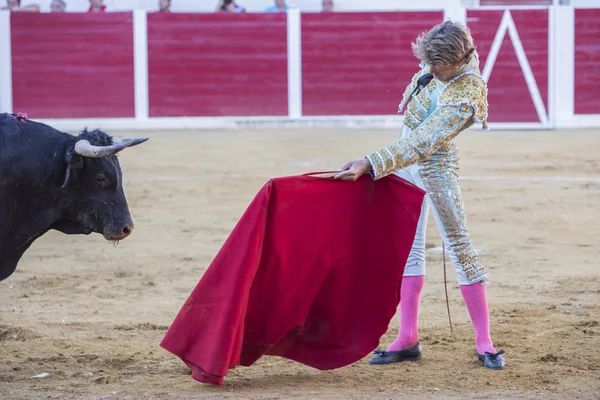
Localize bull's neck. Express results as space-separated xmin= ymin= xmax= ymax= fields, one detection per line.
xmin=0 ymin=172 xmax=64 ymax=281
xmin=1 ymin=204 xmax=61 ymax=255
xmin=0 ymin=117 xmax=73 ymax=281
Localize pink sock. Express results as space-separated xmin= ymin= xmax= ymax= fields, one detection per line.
xmin=460 ymin=282 xmax=497 ymax=355
xmin=387 ymin=275 xmax=424 ymax=351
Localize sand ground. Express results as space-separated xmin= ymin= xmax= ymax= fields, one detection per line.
xmin=1 ymin=126 xmax=599 ymax=400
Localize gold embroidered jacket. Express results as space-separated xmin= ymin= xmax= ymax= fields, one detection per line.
xmin=366 ymin=62 xmax=489 ymax=180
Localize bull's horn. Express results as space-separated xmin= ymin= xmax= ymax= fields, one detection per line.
xmin=74 ymin=139 xmax=134 ymax=158
xmin=113 ymin=137 xmax=149 ymax=148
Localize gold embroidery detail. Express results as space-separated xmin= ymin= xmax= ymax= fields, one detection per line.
xmin=420 ymin=87 xmax=433 ymax=111
xmin=418 ymin=164 xmax=489 ymax=285
xmin=404 ymin=101 xmax=425 ymax=130
xmin=402 ymin=78 xmax=437 ymax=130
xmin=404 ymin=112 xmax=419 ymax=130
xmin=366 ymin=105 xmax=474 ymax=180
xmin=438 ymin=72 xmax=489 ymax=130
xmin=397 ymin=65 xmax=431 ymax=114
xmin=412 ymin=107 xmax=424 ymax=124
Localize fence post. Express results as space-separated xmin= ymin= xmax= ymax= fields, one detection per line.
xmin=552 ymin=5 xmax=574 ymax=129
xmin=444 ymin=5 xmax=467 ymax=25
xmin=133 ymin=9 xmax=149 ymax=122
xmin=0 ymin=11 xmax=12 ymax=114
xmin=287 ymin=8 xmax=302 ymax=119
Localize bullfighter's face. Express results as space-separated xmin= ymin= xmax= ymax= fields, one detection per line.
xmin=429 ymin=61 xmax=465 ymax=82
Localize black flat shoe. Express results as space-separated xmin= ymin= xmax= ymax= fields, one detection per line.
xmin=368 ymin=342 xmax=422 ymax=365
xmin=478 ymin=350 xmax=506 ymax=369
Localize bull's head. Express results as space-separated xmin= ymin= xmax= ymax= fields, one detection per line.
xmin=54 ymin=129 xmax=148 ymax=242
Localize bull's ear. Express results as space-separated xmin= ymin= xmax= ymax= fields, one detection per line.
xmin=61 ymin=150 xmax=84 ymax=189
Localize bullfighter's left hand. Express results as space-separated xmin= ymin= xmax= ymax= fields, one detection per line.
xmin=333 ymin=159 xmax=372 ymax=181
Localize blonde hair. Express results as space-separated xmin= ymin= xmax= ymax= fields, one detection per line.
xmin=412 ymin=20 xmax=475 ymax=67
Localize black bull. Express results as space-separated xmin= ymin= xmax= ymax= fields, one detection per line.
xmin=0 ymin=113 xmax=148 ymax=282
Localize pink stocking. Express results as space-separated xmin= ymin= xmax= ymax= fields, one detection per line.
xmin=387 ymin=275 xmax=425 ymax=351
xmin=460 ymin=282 xmax=497 ymax=355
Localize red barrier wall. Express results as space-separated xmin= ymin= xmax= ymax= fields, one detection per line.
xmin=7 ymin=11 xmax=562 ymax=123
xmin=10 ymin=13 xmax=135 ymax=119
xmin=147 ymin=13 xmax=288 ymax=118
xmin=467 ymin=9 xmax=548 ymax=123
xmin=301 ymin=12 xmax=444 ymax=116
xmin=574 ymin=8 xmax=600 ymax=115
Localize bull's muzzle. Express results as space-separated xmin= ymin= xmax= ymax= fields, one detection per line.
xmin=103 ymin=223 xmax=134 ymax=241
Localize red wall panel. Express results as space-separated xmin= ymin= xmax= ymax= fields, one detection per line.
xmin=147 ymin=13 xmax=288 ymax=117
xmin=301 ymin=12 xmax=444 ymax=116
xmin=467 ymin=9 xmax=548 ymax=123
xmin=10 ymin=13 xmax=135 ymax=119
xmin=510 ymin=9 xmax=549 ymax=113
xmin=574 ymin=8 xmax=600 ymax=115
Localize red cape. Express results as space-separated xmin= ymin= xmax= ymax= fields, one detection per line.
xmin=159 ymin=172 xmax=426 ymax=385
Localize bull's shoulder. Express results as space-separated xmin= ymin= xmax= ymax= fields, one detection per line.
xmin=0 ymin=113 xmax=71 ymax=142
xmin=0 ymin=114 xmax=73 ymax=176
xmin=0 ymin=113 xmax=21 ymax=137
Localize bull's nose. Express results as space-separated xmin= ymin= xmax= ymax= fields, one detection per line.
xmin=121 ymin=225 xmax=133 ymax=238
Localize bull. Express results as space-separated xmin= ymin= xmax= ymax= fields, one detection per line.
xmin=0 ymin=112 xmax=148 ymax=281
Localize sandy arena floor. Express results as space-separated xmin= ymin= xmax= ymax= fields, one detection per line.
xmin=1 ymin=126 xmax=599 ymax=400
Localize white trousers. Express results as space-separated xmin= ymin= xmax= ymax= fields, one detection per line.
xmin=396 ymin=165 xmax=487 ymax=285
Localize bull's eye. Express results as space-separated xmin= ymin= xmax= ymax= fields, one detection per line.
xmin=95 ymin=174 xmax=107 ymax=184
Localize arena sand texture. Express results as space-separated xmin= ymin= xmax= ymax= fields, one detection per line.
xmin=1 ymin=126 xmax=599 ymax=400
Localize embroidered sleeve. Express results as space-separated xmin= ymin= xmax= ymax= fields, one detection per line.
xmin=365 ymin=72 xmax=489 ymax=180
xmin=438 ymin=72 xmax=489 ymax=130
xmin=365 ymin=103 xmax=475 ymax=180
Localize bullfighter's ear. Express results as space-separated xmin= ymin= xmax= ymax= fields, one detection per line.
xmin=61 ymin=149 xmax=84 ymax=189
